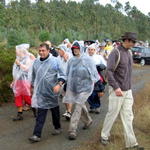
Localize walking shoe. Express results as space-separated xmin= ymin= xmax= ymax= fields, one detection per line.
xmin=68 ymin=132 xmax=77 ymax=140
xmin=125 ymin=145 xmax=144 ymax=150
xmin=12 ymin=114 xmax=23 ymax=121
xmin=51 ymin=128 xmax=62 ymax=135
xmin=82 ymin=120 xmax=93 ymax=130
xmin=95 ymin=108 xmax=100 ymax=114
xmin=28 ymin=135 xmax=41 ymax=143
xmin=89 ymin=108 xmax=95 ymax=113
xmin=100 ymin=138 xmax=110 ymax=145
xmin=62 ymin=111 xmax=71 ymax=121
xmin=62 ymin=111 xmax=68 ymax=117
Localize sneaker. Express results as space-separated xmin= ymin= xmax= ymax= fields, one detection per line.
xmin=12 ymin=115 xmax=23 ymax=121
xmin=95 ymin=108 xmax=100 ymax=114
xmin=28 ymin=135 xmax=41 ymax=143
xmin=51 ymin=128 xmax=62 ymax=135
xmin=82 ymin=120 xmax=93 ymax=130
xmin=100 ymin=138 xmax=110 ymax=145
xmin=62 ymin=111 xmax=68 ymax=117
xmin=62 ymin=112 xmax=71 ymax=121
xmin=125 ymin=145 xmax=144 ymax=150
xmin=68 ymin=132 xmax=77 ymax=140
xmin=89 ymin=108 xmax=95 ymax=113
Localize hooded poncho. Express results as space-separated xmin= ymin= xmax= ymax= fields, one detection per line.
xmin=63 ymin=42 xmax=99 ymax=104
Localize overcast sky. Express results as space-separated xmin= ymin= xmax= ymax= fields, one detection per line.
xmin=6 ymin=0 xmax=150 ymax=15
xmin=68 ymin=0 xmax=150 ymax=15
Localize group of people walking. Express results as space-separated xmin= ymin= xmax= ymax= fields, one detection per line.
xmin=10 ymin=32 xmax=144 ymax=150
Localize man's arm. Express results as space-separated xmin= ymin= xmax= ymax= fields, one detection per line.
xmin=53 ymin=59 xmax=66 ymax=93
xmin=107 ymin=50 xmax=123 ymax=96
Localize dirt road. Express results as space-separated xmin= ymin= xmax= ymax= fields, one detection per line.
xmin=0 ymin=66 xmax=150 ymax=150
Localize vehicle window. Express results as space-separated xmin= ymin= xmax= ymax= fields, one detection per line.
xmin=146 ymin=48 xmax=150 ymax=53
xmin=131 ymin=47 xmax=142 ymax=52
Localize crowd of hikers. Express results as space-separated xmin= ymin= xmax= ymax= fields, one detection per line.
xmin=10 ymin=32 xmax=144 ymax=150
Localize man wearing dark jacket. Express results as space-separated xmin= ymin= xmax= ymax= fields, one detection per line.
xmin=100 ymin=32 xmax=144 ymax=150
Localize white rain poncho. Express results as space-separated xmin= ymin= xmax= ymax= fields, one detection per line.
xmin=57 ymin=44 xmax=72 ymax=73
xmin=12 ymin=44 xmax=33 ymax=97
xmin=87 ymin=44 xmax=107 ymax=66
xmin=31 ymin=54 xmax=66 ymax=109
xmin=63 ymin=42 xmax=99 ymax=105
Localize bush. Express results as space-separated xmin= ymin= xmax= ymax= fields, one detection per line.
xmin=0 ymin=49 xmax=15 ymax=103
xmin=7 ymin=29 xmax=31 ymax=47
xmin=39 ymin=30 xmax=50 ymax=42
xmin=7 ymin=30 xmax=19 ymax=47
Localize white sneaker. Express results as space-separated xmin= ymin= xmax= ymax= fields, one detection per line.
xmin=62 ymin=111 xmax=68 ymax=117
xmin=62 ymin=111 xmax=71 ymax=120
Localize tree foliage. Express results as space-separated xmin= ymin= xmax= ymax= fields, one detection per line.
xmin=0 ymin=0 xmax=149 ymax=46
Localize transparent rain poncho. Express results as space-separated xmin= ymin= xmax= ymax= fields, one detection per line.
xmin=31 ymin=54 xmax=66 ymax=109
xmin=57 ymin=44 xmax=72 ymax=74
xmin=12 ymin=44 xmax=33 ymax=97
xmin=87 ymin=44 xmax=107 ymax=66
xmin=63 ymin=41 xmax=100 ymax=105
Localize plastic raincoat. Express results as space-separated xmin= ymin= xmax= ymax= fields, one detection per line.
xmin=31 ymin=54 xmax=66 ymax=109
xmin=12 ymin=45 xmax=33 ymax=97
xmin=63 ymin=42 xmax=99 ymax=105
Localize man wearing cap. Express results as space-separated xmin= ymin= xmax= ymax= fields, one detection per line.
xmin=100 ymin=32 xmax=144 ymax=150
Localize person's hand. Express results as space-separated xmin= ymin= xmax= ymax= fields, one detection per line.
xmin=98 ymin=92 xmax=104 ymax=97
xmin=31 ymin=86 xmax=34 ymax=96
xmin=15 ymin=59 xmax=20 ymax=65
xmin=53 ymin=84 xmax=61 ymax=94
xmin=10 ymin=82 xmax=14 ymax=88
xmin=115 ymin=88 xmax=123 ymax=96
xmin=63 ymin=54 xmax=69 ymax=62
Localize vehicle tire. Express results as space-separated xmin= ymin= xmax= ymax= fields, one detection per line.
xmin=140 ymin=59 xmax=145 ymax=66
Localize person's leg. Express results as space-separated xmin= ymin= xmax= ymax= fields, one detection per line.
xmin=62 ymin=103 xmax=73 ymax=120
xmin=69 ymin=103 xmax=82 ymax=133
xmin=13 ymin=95 xmax=23 ymax=121
xmin=33 ymin=108 xmax=48 ymax=137
xmin=87 ymin=91 xmax=97 ymax=109
xmin=50 ymin=106 xmax=61 ymax=129
xmin=120 ymin=90 xmax=138 ymax=148
xmin=66 ymin=103 xmax=73 ymax=113
xmin=101 ymin=87 xmax=124 ymax=141
xmin=23 ymin=95 xmax=31 ymax=111
xmin=88 ymin=91 xmax=100 ymax=113
xmin=81 ymin=104 xmax=93 ymax=129
xmin=94 ymin=91 xmax=101 ymax=113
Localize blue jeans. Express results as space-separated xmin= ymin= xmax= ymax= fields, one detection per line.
xmin=87 ymin=91 xmax=101 ymax=109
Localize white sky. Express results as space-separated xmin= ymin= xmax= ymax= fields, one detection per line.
xmin=6 ymin=0 xmax=150 ymax=15
xmin=67 ymin=0 xmax=150 ymax=15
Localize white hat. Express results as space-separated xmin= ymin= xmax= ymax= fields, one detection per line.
xmin=16 ymin=43 xmax=30 ymax=51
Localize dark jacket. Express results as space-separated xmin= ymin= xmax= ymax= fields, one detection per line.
xmin=107 ymin=45 xmax=133 ymax=91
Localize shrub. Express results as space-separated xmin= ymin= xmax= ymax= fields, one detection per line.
xmin=0 ymin=49 xmax=15 ymax=103
xmin=39 ymin=30 xmax=50 ymax=42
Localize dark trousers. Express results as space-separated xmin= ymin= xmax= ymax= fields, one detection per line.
xmin=33 ymin=106 xmax=61 ymax=137
xmin=87 ymin=91 xmax=101 ymax=109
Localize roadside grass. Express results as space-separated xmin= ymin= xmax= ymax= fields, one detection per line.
xmin=77 ymin=83 xmax=150 ymax=150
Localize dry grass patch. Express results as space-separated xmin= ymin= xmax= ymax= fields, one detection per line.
xmin=77 ymin=83 xmax=150 ymax=150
